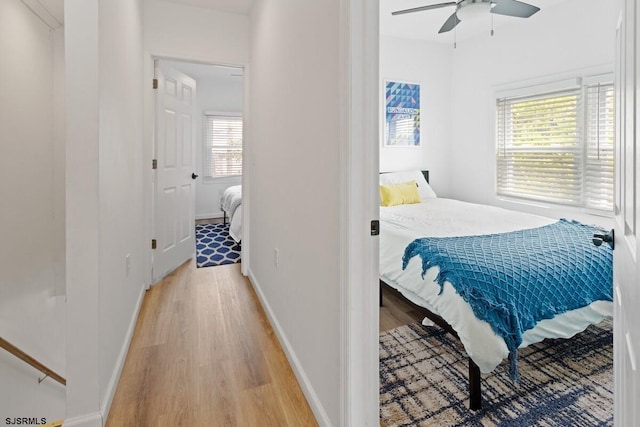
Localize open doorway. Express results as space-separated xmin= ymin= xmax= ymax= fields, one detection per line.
xmin=151 ymin=59 xmax=244 ymax=282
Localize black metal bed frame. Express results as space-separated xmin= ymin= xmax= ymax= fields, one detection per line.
xmin=380 ymin=281 xmax=483 ymax=410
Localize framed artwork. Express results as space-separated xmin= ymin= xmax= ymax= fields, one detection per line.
xmin=384 ymin=80 xmax=421 ymax=147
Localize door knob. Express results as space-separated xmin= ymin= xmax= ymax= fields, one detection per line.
xmin=191 ymin=173 xmax=198 ymax=180
xmin=592 ymin=229 xmax=614 ymax=250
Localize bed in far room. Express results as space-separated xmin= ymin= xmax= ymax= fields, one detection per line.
xmin=378 ymin=170 xmax=613 ymax=410
xmin=220 ymin=185 xmax=242 ymax=243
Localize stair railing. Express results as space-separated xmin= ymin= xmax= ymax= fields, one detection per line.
xmin=0 ymin=337 xmax=66 ymax=386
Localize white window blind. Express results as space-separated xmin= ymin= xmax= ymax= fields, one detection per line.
xmin=584 ymin=83 xmax=615 ymax=211
xmin=204 ymin=115 xmax=242 ymax=178
xmin=496 ymin=79 xmax=614 ymax=211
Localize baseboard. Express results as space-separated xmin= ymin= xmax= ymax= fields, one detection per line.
xmin=63 ymin=412 xmax=102 ymax=427
xmin=195 ymin=212 xmax=223 ymax=220
xmin=247 ymin=269 xmax=331 ymax=426
xmin=100 ymin=283 xmax=147 ymax=424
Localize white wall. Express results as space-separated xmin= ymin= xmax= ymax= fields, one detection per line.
xmin=65 ymin=0 xmax=101 ymax=422
xmin=380 ymin=36 xmax=452 ymax=197
xmin=163 ymin=60 xmax=244 ymax=219
xmin=53 ymin=26 xmax=67 ymax=297
xmin=0 ymin=0 xmax=66 ymax=421
xmin=143 ymin=0 xmax=249 ymax=66
xmin=97 ymin=0 xmax=146 ymax=417
xmin=65 ymin=0 xmax=146 ymax=425
xmin=249 ymin=0 xmax=341 ymax=424
xmin=449 ymin=0 xmax=617 ymax=226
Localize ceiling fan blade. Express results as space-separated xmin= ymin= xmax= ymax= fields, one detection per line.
xmin=392 ymin=2 xmax=457 ymax=16
xmin=490 ymin=0 xmax=540 ymax=18
xmin=438 ymin=12 xmax=461 ymax=33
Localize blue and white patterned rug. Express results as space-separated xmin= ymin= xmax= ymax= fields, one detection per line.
xmin=380 ymin=320 xmax=613 ymax=426
xmin=195 ymin=223 xmax=241 ymax=268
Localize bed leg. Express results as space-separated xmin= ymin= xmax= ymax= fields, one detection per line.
xmin=223 ymin=211 xmax=227 ymax=225
xmin=379 ymin=281 xmax=383 ymax=307
xmin=469 ymin=358 xmax=482 ymax=411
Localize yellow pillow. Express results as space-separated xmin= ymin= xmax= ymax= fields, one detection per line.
xmin=380 ymin=180 xmax=421 ymax=207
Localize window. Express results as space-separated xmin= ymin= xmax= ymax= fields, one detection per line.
xmin=203 ymin=114 xmax=242 ymax=178
xmin=496 ymin=77 xmax=614 ymax=212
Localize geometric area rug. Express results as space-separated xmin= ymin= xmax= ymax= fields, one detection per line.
xmin=195 ymin=223 xmax=241 ymax=268
xmin=380 ymin=320 xmax=613 ymax=427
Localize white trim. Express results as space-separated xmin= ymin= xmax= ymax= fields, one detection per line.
xmin=247 ymin=269 xmax=331 ymax=426
xmin=143 ymin=52 xmax=155 ymax=289
xmin=583 ymin=73 xmax=615 ymax=85
xmin=240 ymin=64 xmax=250 ymax=277
xmin=495 ymin=77 xmax=581 ymax=99
xmin=203 ymin=110 xmax=242 ymax=117
xmin=495 ymin=71 xmax=615 ymax=100
xmin=339 ymin=0 xmax=380 ymax=425
xmin=63 ymin=412 xmax=102 ymax=427
xmin=195 ymin=212 xmax=224 ymax=220
xmin=100 ymin=284 xmax=146 ymax=424
xmin=493 ymin=64 xmax=614 ymax=96
xmin=202 ymin=176 xmax=242 ymax=185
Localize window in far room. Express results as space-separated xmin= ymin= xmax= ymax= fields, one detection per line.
xmin=496 ymin=75 xmax=614 ymax=212
xmin=203 ymin=113 xmax=243 ymax=179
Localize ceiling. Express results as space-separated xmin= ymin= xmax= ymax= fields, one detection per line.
xmin=380 ymin=0 xmax=572 ymax=43
xmin=32 ymin=0 xmax=571 ymax=43
xmin=38 ymin=0 xmax=64 ymax=23
xmin=21 ymin=0 xmax=64 ymax=27
xmin=162 ymin=0 xmax=255 ymax=15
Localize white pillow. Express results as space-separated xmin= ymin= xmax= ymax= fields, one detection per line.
xmin=379 ymin=170 xmax=437 ymax=201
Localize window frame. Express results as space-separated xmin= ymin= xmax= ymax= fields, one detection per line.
xmin=202 ymin=111 xmax=243 ymax=182
xmin=494 ymin=73 xmax=614 ymax=215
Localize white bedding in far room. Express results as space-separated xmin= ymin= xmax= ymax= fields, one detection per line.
xmin=221 ymin=185 xmax=242 ymax=243
xmin=229 ymin=204 xmax=241 ymax=243
xmin=380 ymin=198 xmax=613 ymax=374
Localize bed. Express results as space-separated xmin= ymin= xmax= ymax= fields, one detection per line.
xmin=220 ymin=185 xmax=242 ymax=243
xmin=378 ymin=170 xmax=613 ymax=410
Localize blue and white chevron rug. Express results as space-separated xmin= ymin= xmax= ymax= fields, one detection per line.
xmin=380 ymin=320 xmax=612 ymax=426
xmin=195 ymin=223 xmax=241 ymax=268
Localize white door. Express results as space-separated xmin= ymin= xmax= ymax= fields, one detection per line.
xmin=152 ymin=62 xmax=197 ymax=282
xmin=613 ymin=2 xmax=639 ymax=425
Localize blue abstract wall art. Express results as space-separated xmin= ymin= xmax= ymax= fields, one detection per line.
xmin=385 ymin=80 xmax=421 ymax=147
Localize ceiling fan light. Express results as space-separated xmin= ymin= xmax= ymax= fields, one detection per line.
xmin=456 ymin=1 xmax=492 ymax=21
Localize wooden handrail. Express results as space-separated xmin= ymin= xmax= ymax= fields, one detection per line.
xmin=43 ymin=421 xmax=63 ymax=427
xmin=0 ymin=337 xmax=66 ymax=386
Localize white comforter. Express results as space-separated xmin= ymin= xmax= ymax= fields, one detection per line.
xmin=380 ymin=198 xmax=612 ymax=374
xmin=221 ymin=185 xmax=242 ymax=242
xmin=221 ymin=185 xmax=242 ymax=219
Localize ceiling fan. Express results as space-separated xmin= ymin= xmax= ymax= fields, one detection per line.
xmin=392 ymin=0 xmax=540 ymax=34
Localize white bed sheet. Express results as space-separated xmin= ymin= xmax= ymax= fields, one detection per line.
xmin=229 ymin=204 xmax=241 ymax=243
xmin=380 ymin=198 xmax=613 ymax=373
xmin=221 ymin=185 xmax=242 ymax=219
xmin=221 ymin=185 xmax=242 ymax=243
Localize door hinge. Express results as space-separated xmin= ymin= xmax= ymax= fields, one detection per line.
xmin=370 ymin=220 xmax=380 ymax=236
xmin=152 ymin=159 xmax=157 ymax=169
xmin=151 ymin=239 xmax=157 ymax=250
xmin=153 ymin=78 xmax=158 ymax=89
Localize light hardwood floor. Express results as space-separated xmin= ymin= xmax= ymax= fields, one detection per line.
xmin=105 ymin=260 xmax=317 ymax=427
xmin=379 ymin=282 xmax=429 ymax=333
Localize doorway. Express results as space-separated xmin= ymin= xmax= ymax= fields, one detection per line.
xmin=151 ymin=59 xmax=245 ymax=282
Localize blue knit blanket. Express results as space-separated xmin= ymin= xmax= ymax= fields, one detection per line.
xmin=402 ymin=219 xmax=613 ymax=382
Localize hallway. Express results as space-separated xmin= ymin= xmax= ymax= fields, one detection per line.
xmin=106 ymin=261 xmax=316 ymax=426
